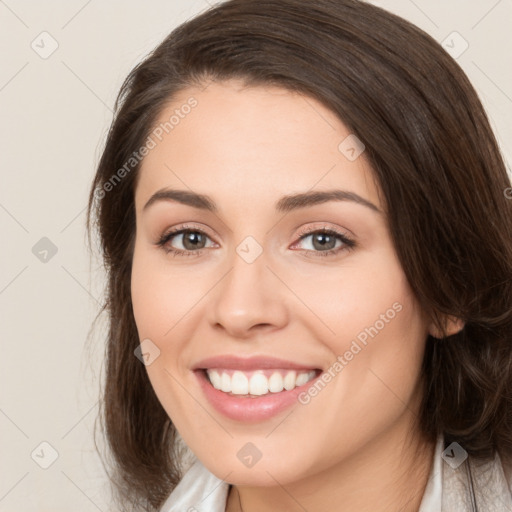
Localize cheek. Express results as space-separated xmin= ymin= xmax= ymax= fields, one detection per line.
xmin=131 ymin=274 xmax=169 ymax=341
xmin=287 ymin=246 xmax=415 ymax=344
xmin=130 ymin=256 xmax=185 ymax=428
xmin=290 ymin=247 xmax=428 ymax=417
xmin=304 ymin=269 xmax=427 ymax=438
xmin=130 ymin=243 xmax=199 ymax=338
xmin=130 ymin=242 xmax=204 ymax=416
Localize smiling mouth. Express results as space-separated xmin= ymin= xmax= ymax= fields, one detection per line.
xmin=203 ymin=368 xmax=322 ymax=397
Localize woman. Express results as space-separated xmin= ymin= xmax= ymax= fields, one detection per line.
xmin=87 ymin=0 xmax=512 ymax=510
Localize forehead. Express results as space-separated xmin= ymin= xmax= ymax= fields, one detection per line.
xmin=135 ymin=79 xmax=381 ymax=213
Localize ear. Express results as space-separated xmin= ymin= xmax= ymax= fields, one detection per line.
xmin=428 ymin=315 xmax=465 ymax=339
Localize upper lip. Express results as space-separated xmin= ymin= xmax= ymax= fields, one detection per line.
xmin=192 ymin=355 xmax=321 ymax=371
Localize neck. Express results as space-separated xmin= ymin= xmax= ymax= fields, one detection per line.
xmin=226 ymin=414 xmax=435 ymax=512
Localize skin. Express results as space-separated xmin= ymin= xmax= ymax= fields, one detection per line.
xmin=131 ymin=79 xmax=459 ymax=511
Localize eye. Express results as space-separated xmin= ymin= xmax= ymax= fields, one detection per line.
xmin=156 ymin=225 xmax=216 ymax=257
xmin=155 ymin=224 xmax=356 ymax=258
xmin=291 ymin=226 xmax=356 ymax=257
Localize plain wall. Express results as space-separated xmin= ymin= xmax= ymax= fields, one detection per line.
xmin=1 ymin=0 xmax=511 ymax=510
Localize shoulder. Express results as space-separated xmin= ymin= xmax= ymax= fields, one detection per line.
xmin=498 ymin=453 xmax=512 ymax=499
xmin=420 ymin=436 xmax=512 ymax=511
xmin=442 ymin=442 xmax=512 ymax=511
xmin=159 ymin=458 xmax=230 ymax=512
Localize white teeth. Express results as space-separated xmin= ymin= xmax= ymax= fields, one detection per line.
xmin=295 ymin=372 xmax=310 ymax=387
xmin=209 ymin=370 xmax=222 ymax=390
xmin=206 ymin=369 xmax=317 ymax=396
xmin=221 ymin=372 xmax=231 ymax=392
xmin=283 ymin=371 xmax=296 ymax=391
xmin=268 ymin=372 xmax=284 ymax=393
xmin=231 ymin=371 xmax=249 ymax=395
xmin=249 ymin=373 xmax=268 ymax=396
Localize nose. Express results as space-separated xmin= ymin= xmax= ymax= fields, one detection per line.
xmin=207 ymin=246 xmax=290 ymax=339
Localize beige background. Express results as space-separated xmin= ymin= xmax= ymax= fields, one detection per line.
xmin=1 ymin=0 xmax=511 ymax=510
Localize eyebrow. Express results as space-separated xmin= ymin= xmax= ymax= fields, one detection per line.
xmin=143 ymin=188 xmax=381 ymax=214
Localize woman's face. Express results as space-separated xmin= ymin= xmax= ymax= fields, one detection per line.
xmin=131 ymin=79 xmax=431 ymax=485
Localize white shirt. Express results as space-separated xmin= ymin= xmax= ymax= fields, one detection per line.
xmin=160 ymin=435 xmax=512 ymax=511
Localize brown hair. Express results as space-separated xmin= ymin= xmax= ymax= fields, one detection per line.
xmin=87 ymin=0 xmax=512 ymax=509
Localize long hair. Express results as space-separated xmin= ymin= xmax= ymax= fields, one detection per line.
xmin=87 ymin=0 xmax=512 ymax=509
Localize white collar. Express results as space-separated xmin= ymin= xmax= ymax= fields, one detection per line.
xmin=417 ymin=435 xmax=443 ymax=512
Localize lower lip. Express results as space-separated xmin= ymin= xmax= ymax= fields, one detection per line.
xmin=194 ymin=369 xmax=321 ymax=422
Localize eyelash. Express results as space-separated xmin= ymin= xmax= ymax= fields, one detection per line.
xmin=155 ymin=224 xmax=356 ymax=258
